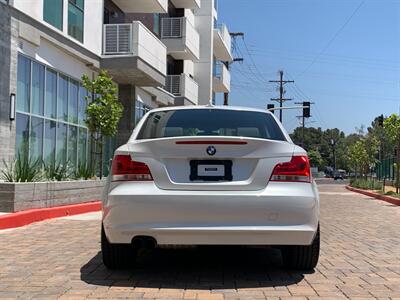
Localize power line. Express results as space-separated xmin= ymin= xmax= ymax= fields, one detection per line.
xmin=233 ymin=42 xmax=268 ymax=85
xmin=297 ymin=0 xmax=366 ymax=77
xmin=241 ymin=37 xmax=270 ymax=83
xmin=246 ymin=47 xmax=400 ymax=66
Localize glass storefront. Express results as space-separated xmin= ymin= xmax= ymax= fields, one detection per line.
xmin=135 ymin=100 xmax=152 ymax=125
xmin=15 ymin=54 xmax=89 ymax=170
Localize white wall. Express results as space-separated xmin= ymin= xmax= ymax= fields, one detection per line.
xmin=136 ymin=87 xmax=157 ymax=108
xmin=13 ymin=0 xmax=43 ymax=20
xmin=193 ymin=0 xmax=214 ymax=104
xmin=83 ymin=0 xmax=104 ymax=55
xmin=13 ymin=0 xmax=103 ymax=56
xmin=185 ymin=9 xmax=195 ymax=25
xmin=184 ymin=60 xmax=194 ymax=77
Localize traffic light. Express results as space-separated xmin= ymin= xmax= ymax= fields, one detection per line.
xmin=378 ymin=114 xmax=384 ymax=126
xmin=267 ymin=104 xmax=275 ymax=112
xmin=303 ymin=101 xmax=310 ymax=118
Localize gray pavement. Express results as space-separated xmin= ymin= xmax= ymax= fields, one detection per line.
xmin=0 ymin=181 xmax=399 ymax=299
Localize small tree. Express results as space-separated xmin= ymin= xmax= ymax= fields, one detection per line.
xmin=82 ymin=70 xmax=123 ymax=178
xmin=308 ymin=149 xmax=323 ymax=170
xmin=348 ymin=140 xmax=368 ymax=179
xmin=383 ymin=114 xmax=400 ymax=193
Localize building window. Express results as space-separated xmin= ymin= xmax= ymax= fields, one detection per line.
xmin=16 ymin=55 xmax=30 ymax=113
xmin=31 ymin=62 xmax=45 ymax=116
xmin=43 ymin=0 xmax=63 ymax=30
xmin=15 ymin=54 xmax=89 ymax=170
xmin=135 ymin=101 xmax=152 ymax=125
xmin=45 ymin=69 xmax=57 ymax=119
xmin=68 ymin=0 xmax=84 ymax=42
xmin=153 ymin=14 xmax=160 ymax=36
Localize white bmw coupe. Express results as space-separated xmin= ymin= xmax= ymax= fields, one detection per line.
xmin=101 ymin=106 xmax=320 ymax=270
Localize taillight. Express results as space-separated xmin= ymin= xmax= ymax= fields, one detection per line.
xmin=270 ymin=155 xmax=311 ymax=183
xmin=111 ymin=155 xmax=153 ymax=182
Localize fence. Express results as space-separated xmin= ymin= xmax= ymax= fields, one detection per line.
xmin=376 ymin=157 xmax=395 ymax=180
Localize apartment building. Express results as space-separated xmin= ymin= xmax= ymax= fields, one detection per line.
xmin=0 ymin=0 xmax=232 ymax=172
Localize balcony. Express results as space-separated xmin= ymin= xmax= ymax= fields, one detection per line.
xmin=170 ymin=0 xmax=200 ymax=9
xmin=213 ymin=63 xmax=231 ymax=93
xmin=161 ymin=17 xmax=200 ymax=61
xmin=113 ymin=0 xmax=168 ymax=13
xmin=165 ymin=74 xmax=199 ymax=105
xmin=213 ymin=24 xmax=233 ymax=62
xmin=101 ymin=22 xmax=167 ymax=86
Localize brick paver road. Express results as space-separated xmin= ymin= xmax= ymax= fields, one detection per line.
xmin=0 ymin=182 xmax=399 ymax=300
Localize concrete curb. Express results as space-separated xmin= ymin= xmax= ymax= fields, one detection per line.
xmin=0 ymin=201 xmax=102 ymax=230
xmin=346 ymin=186 xmax=400 ymax=206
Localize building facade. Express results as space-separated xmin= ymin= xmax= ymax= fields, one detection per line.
xmin=0 ymin=0 xmax=232 ymax=172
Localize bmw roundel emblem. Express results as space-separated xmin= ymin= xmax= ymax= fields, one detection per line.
xmin=206 ymin=146 xmax=216 ymax=156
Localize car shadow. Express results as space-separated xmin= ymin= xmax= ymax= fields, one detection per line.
xmin=80 ymin=246 xmax=310 ymax=289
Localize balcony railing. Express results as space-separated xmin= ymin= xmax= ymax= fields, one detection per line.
xmin=104 ymin=24 xmax=133 ymax=54
xmin=103 ymin=22 xmax=167 ymax=75
xmin=161 ymin=17 xmax=183 ymax=38
xmin=161 ymin=17 xmax=200 ymax=60
xmin=165 ymin=74 xmax=199 ymax=104
xmin=213 ymin=63 xmax=231 ymax=93
xmin=216 ymin=24 xmax=231 ymax=51
xmin=213 ymin=23 xmax=232 ymax=62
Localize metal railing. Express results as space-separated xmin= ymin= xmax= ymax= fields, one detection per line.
xmin=161 ymin=18 xmax=183 ymax=38
xmin=165 ymin=74 xmax=199 ymax=104
xmin=103 ymin=24 xmax=132 ymax=55
xmin=165 ymin=75 xmax=182 ymax=96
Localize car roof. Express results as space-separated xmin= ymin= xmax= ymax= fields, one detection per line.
xmin=147 ymin=105 xmax=273 ymax=115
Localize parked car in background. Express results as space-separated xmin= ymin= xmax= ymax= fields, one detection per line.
xmin=333 ymin=170 xmax=347 ymax=180
xmin=333 ymin=171 xmax=344 ymax=180
xmin=101 ymin=106 xmax=320 ymax=270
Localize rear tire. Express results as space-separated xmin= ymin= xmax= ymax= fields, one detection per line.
xmin=101 ymin=225 xmax=135 ymax=269
xmin=282 ymin=226 xmax=320 ymax=270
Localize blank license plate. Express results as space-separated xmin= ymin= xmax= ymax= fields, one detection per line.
xmin=197 ymin=164 xmax=225 ymax=177
xmin=190 ymin=160 xmax=232 ymax=181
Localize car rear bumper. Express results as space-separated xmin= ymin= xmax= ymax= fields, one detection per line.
xmin=102 ymin=181 xmax=319 ymax=245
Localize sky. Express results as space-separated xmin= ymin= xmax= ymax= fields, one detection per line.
xmin=216 ymin=0 xmax=400 ymax=134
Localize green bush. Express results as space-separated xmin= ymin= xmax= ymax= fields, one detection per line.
xmin=1 ymin=156 xmax=43 ymax=182
xmin=43 ymin=162 xmax=70 ymax=181
xmin=384 ymin=191 xmax=400 ymax=198
xmin=350 ymin=178 xmax=382 ymax=190
xmin=74 ymin=162 xmax=94 ymax=180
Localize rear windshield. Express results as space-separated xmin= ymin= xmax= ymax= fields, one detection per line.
xmin=137 ymin=109 xmax=286 ymax=141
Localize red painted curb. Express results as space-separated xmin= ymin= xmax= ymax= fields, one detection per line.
xmin=346 ymin=186 xmax=400 ymax=206
xmin=0 ymin=201 xmax=102 ymax=230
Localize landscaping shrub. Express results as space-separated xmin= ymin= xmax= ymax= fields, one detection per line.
xmin=74 ymin=163 xmax=94 ymax=180
xmin=384 ymin=191 xmax=400 ymax=199
xmin=43 ymin=162 xmax=70 ymax=181
xmin=350 ymin=178 xmax=382 ymax=190
xmin=1 ymin=156 xmax=43 ymax=182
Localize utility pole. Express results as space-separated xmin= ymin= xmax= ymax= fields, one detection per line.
xmin=224 ymin=32 xmax=244 ymax=106
xmin=269 ymin=70 xmax=294 ymax=122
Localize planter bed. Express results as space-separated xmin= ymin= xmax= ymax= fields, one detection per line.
xmin=346 ymin=186 xmax=400 ymax=206
xmin=0 ymin=180 xmax=105 ymax=212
